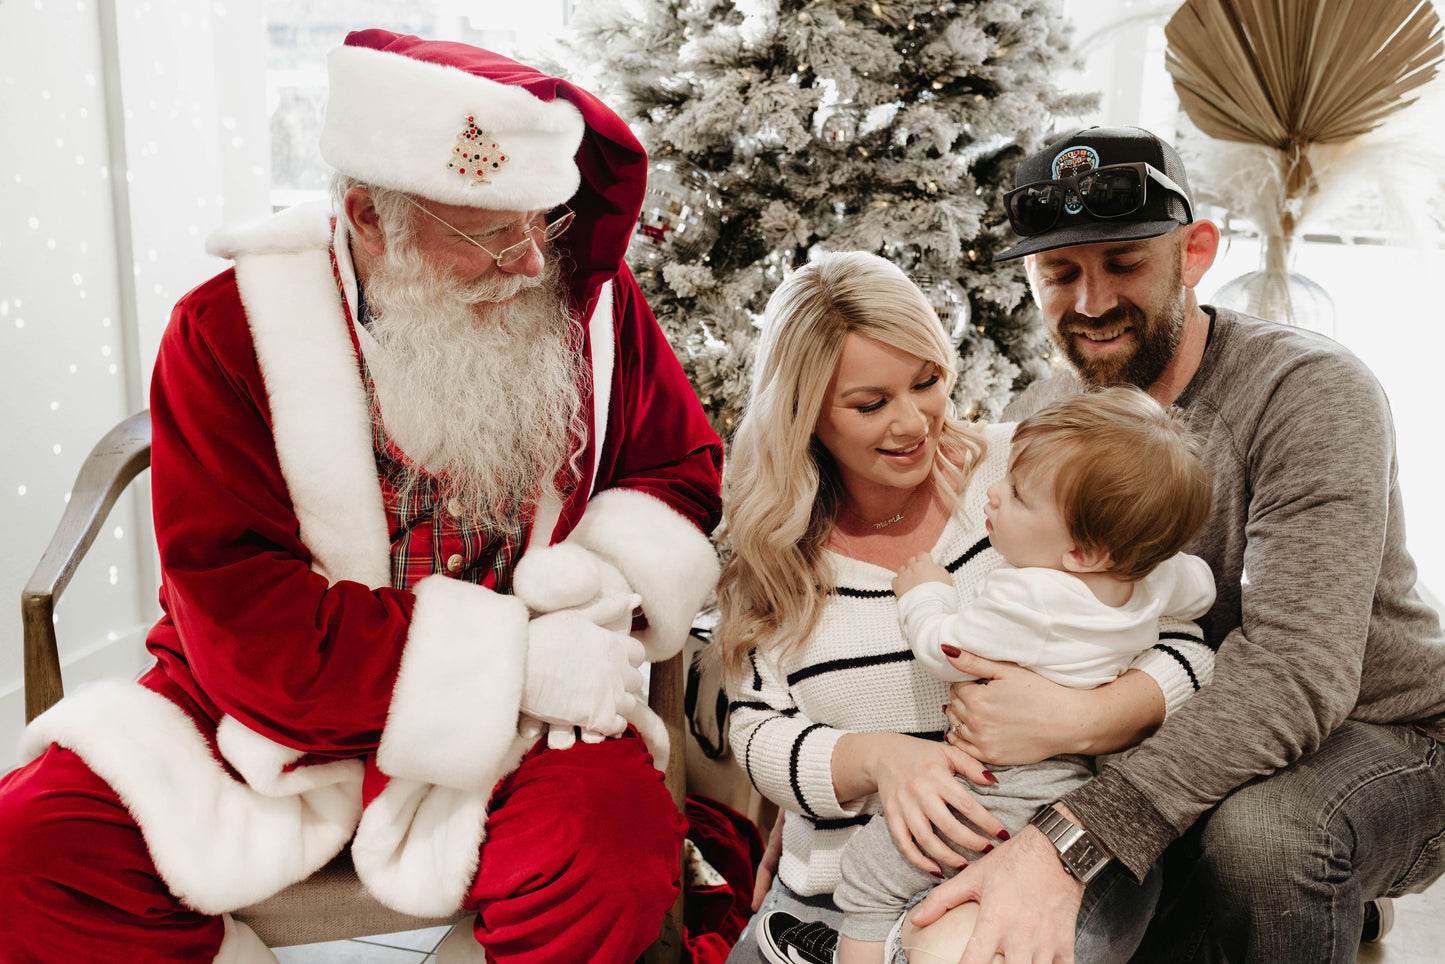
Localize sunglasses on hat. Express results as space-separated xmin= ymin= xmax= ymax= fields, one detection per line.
xmin=1003 ymin=162 xmax=1193 ymax=237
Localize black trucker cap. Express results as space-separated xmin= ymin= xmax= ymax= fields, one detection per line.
xmin=994 ymin=126 xmax=1195 ymax=261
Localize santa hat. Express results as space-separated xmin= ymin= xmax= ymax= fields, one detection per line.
xmin=319 ymin=31 xmax=585 ymax=211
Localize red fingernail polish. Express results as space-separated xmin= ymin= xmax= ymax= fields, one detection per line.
xmin=983 ymin=770 xmax=998 ymax=784
xmin=982 ymin=844 xmax=994 ymax=854
xmin=940 ymin=644 xmax=963 ymax=657
xmin=930 ymin=870 xmax=944 ymax=878
xmin=997 ymin=829 xmax=1010 ymax=841
xmin=942 ymin=704 xmax=950 ymax=713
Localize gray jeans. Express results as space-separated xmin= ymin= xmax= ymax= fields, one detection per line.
xmin=727 ymin=860 xmax=1161 ymax=964
xmin=835 ymin=755 xmax=1094 ymax=941
xmin=1131 ymin=720 xmax=1445 ymax=963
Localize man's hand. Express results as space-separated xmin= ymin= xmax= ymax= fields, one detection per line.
xmin=909 ymin=825 xmax=1084 ymax=964
xmin=521 ymin=610 xmax=645 ymax=735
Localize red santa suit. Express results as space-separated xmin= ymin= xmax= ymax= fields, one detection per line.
xmin=0 ymin=31 xmax=722 ymax=964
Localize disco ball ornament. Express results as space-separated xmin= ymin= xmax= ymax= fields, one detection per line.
xmin=815 ymin=103 xmax=859 ymax=147
xmin=627 ymin=156 xmax=724 ymax=270
xmin=914 ymin=273 xmax=972 ymax=345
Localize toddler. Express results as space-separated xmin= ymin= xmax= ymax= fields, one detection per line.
xmin=832 ymin=386 xmax=1216 ymax=964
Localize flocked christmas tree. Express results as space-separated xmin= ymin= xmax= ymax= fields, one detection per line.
xmin=552 ymin=0 xmax=1098 ymax=433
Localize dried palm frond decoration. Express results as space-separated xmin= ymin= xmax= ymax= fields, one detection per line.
xmin=1164 ymin=0 xmax=1443 ymax=328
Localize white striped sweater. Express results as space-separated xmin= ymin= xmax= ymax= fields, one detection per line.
xmin=725 ymin=423 xmax=1214 ymax=896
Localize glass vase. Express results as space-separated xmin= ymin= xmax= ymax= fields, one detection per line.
xmin=1212 ymin=234 xmax=1336 ymax=337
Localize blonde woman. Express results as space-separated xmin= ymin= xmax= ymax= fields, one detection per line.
xmin=716 ymin=252 xmax=1214 ymax=964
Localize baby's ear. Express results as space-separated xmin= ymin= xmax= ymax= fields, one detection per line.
xmin=1063 ymin=545 xmax=1114 ymax=574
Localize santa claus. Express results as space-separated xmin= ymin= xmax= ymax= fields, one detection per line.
xmin=0 ymin=29 xmax=723 ymax=964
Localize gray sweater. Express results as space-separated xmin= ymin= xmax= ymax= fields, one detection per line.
xmin=1005 ymin=308 xmax=1445 ymax=879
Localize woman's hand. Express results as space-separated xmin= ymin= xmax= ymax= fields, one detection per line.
xmin=751 ymin=810 xmax=785 ymax=911
xmin=944 ymin=651 xmax=1165 ymax=764
xmin=835 ymin=732 xmax=1008 ymax=876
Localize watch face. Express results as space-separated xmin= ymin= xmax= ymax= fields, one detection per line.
xmin=1030 ymin=807 xmax=1109 ymax=883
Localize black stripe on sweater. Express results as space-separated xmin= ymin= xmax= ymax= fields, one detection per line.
xmin=787 ymin=649 xmax=915 ymax=685
xmin=790 ymin=723 xmax=826 ymax=818
xmin=729 ymin=700 xmax=798 ymax=717
xmin=742 ymin=713 xmax=794 ymax=800
xmin=1153 ymin=643 xmax=1200 ymax=691
xmin=1162 ymin=628 xmax=1214 ymax=651
xmin=832 ymin=537 xmax=997 ymax=599
xmin=803 ymin=813 xmax=874 ymax=831
xmin=945 ymin=537 xmax=995 ymax=573
xmin=834 ymin=585 xmax=894 ymax=599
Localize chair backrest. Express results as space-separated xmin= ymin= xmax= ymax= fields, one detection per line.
xmin=19 ymin=408 xmax=685 ymax=958
xmin=22 ymin=409 xmax=152 ymax=723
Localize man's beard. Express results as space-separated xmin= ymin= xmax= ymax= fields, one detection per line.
xmin=361 ymin=242 xmax=586 ymax=526
xmin=1051 ymin=256 xmax=1186 ymax=390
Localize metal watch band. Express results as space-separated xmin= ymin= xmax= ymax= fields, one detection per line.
xmin=1028 ymin=805 xmax=1111 ymax=884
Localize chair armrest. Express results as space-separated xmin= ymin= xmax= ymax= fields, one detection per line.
xmin=645 ymin=648 xmax=686 ymax=964
xmin=647 ymin=650 xmax=686 ymax=811
xmin=22 ymin=409 xmax=152 ymax=722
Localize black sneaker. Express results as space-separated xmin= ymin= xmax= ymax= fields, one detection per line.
xmin=757 ymin=910 xmax=839 ymax=964
xmin=1361 ymin=898 xmax=1395 ymax=943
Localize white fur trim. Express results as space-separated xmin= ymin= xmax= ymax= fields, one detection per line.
xmin=629 ymin=703 xmax=670 ymax=775
xmin=377 ymin=575 xmax=534 ymax=790
xmin=206 ymin=202 xmax=332 ymax=260
xmin=228 ymin=203 xmax=391 ymax=590
xmin=216 ymin=916 xmax=280 ymax=963
xmin=321 ymin=45 xmax=584 ymax=211
xmin=588 ymin=281 xmax=615 ymax=493
xmin=566 ymin=488 xmax=720 ymax=662
xmin=351 ymin=777 xmax=492 ymax=917
xmin=512 ymin=542 xmax=602 ymax=613
xmin=215 ymin=716 xmax=370 ymax=799
xmin=528 ymin=280 xmax=614 ymax=549
xmin=20 ymin=681 xmax=363 ymax=915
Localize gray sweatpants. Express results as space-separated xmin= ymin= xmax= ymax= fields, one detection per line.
xmin=834 ymin=753 xmax=1094 ymax=941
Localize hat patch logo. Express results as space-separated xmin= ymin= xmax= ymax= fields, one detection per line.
xmin=1051 ymin=146 xmax=1099 ymax=216
xmin=447 ymin=115 xmax=508 ymax=184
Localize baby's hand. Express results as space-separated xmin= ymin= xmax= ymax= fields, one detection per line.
xmin=892 ymin=552 xmax=951 ymax=597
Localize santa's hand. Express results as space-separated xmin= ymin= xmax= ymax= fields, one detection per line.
xmin=522 ymin=611 xmax=645 ymax=736
xmin=572 ymin=591 xmax=643 ymax=634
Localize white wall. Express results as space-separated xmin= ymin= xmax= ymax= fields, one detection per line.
xmin=0 ymin=0 xmax=574 ymax=770
xmin=0 ymin=0 xmax=270 ymax=767
xmin=1061 ymin=0 xmax=1445 ymax=604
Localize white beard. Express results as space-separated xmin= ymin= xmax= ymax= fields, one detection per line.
xmin=361 ymin=243 xmax=586 ymax=526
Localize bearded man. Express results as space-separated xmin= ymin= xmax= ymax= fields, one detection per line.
xmin=0 ymin=30 xmax=722 ymax=964
xmin=904 ymin=127 xmax=1445 ymax=964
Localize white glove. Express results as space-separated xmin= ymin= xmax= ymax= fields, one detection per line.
xmin=521 ymin=603 xmax=646 ymax=737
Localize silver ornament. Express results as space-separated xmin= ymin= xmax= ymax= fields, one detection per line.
xmin=627 ymin=156 xmax=724 ymax=269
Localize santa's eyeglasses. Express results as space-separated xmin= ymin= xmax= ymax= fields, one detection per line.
xmin=402 ymin=197 xmax=575 ymax=267
xmin=1003 ymin=162 xmax=1192 ymax=237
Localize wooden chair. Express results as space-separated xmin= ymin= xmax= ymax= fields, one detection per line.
xmin=21 ymin=408 xmax=687 ymax=959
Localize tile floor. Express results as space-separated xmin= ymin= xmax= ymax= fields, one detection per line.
xmin=273 ymin=924 xmax=454 ymax=963
xmin=274 ymin=882 xmax=1445 ymax=962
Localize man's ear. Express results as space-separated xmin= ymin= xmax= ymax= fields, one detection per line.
xmin=1063 ymin=545 xmax=1114 ymax=574
xmin=1022 ymin=253 xmax=1042 ymax=307
xmin=1180 ymin=220 xmax=1220 ymax=290
xmin=343 ymin=186 xmax=387 ymax=260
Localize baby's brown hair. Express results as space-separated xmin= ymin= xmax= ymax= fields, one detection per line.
xmin=1009 ymin=386 xmax=1212 ymax=580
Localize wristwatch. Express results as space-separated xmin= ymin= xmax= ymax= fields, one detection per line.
xmin=1028 ymin=804 xmax=1111 ymax=884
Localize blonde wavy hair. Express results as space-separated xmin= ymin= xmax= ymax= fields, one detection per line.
xmin=714 ymin=251 xmax=987 ymax=679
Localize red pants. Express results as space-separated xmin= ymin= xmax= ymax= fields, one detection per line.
xmin=0 ymin=732 xmax=683 ymax=963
